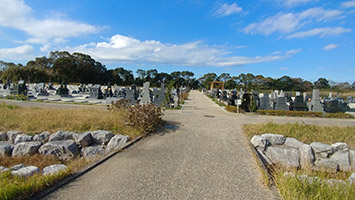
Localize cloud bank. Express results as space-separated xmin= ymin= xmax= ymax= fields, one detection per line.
xmin=67 ymin=34 xmax=300 ymax=67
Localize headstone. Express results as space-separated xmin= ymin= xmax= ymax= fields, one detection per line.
xmin=292 ymin=95 xmax=308 ymax=111
xmin=240 ymin=93 xmax=251 ymax=112
xmin=36 ymin=83 xmax=49 ymax=96
xmin=259 ymin=93 xmax=272 ymax=110
xmin=324 ymin=100 xmax=346 ymax=113
xmin=274 ymin=97 xmax=289 ymax=111
xmin=48 ymin=82 xmax=55 ymax=90
xmin=140 ymin=82 xmax=151 ymax=104
xmin=153 ymin=83 xmax=166 ymax=107
xmin=90 ymin=84 xmax=103 ymax=99
xmin=56 ymin=82 xmax=69 ymax=97
xmin=125 ymin=89 xmax=136 ymax=105
xmin=103 ymin=82 xmax=113 ymax=98
xmin=311 ymin=89 xmax=323 ymax=112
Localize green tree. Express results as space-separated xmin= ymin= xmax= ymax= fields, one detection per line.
xmin=314 ymin=78 xmax=330 ymax=89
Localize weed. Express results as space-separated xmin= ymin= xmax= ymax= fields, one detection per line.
xmin=108 ymin=100 xmax=164 ymax=134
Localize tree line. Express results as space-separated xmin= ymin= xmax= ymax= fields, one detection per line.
xmin=0 ymin=51 xmax=354 ymax=91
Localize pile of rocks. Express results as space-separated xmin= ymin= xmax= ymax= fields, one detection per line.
xmin=251 ymin=133 xmax=355 ymax=172
xmin=0 ymin=163 xmax=67 ymax=177
xmin=0 ymin=130 xmax=130 ymax=160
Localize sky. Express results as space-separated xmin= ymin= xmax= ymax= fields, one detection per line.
xmin=0 ymin=0 xmax=354 ymax=83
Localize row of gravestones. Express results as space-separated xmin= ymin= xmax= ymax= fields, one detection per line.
xmin=251 ymin=133 xmax=355 ymax=173
xmin=207 ymin=88 xmax=348 ymax=113
xmin=0 ymin=130 xmax=129 ymax=161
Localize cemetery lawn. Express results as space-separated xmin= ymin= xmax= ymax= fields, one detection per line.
xmin=0 ymin=103 xmax=142 ymax=138
xmin=243 ymin=123 xmax=355 ymax=199
xmin=243 ymin=122 xmax=355 ymax=147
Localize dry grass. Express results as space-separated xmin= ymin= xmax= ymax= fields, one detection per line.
xmin=319 ymin=90 xmax=355 ymax=99
xmin=275 ymin=169 xmax=355 ymax=200
xmin=243 ymin=122 xmax=355 ymax=148
xmin=0 ymin=155 xmax=60 ymax=170
xmin=0 ymin=103 xmax=141 ymax=138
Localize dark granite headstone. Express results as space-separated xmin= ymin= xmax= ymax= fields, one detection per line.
xmin=56 ymin=82 xmax=69 ymax=97
xmin=292 ymin=95 xmax=308 ymax=111
xmin=274 ymin=97 xmax=289 ymax=111
xmin=259 ymin=93 xmax=272 ymax=110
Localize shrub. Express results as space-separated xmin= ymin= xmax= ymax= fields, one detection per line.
xmin=108 ymin=100 xmax=164 ymax=134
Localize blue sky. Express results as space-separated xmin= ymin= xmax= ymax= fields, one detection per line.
xmin=0 ymin=0 xmax=354 ymax=83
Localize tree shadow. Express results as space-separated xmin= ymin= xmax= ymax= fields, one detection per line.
xmin=153 ymin=120 xmax=181 ymax=136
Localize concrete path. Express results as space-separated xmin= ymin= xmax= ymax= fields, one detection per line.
xmin=41 ymin=90 xmax=354 ymax=199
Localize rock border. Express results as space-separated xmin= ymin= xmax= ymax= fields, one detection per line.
xmin=28 ymin=135 xmax=144 ymax=200
xmin=245 ymin=136 xmax=283 ymax=200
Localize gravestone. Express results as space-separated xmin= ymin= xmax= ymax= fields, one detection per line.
xmin=103 ymin=83 xmax=113 ymax=98
xmin=36 ymin=83 xmax=49 ymax=96
xmin=47 ymin=83 xmax=55 ymax=90
xmin=140 ymin=82 xmax=151 ymax=104
xmin=125 ymin=89 xmax=136 ymax=105
xmin=227 ymin=91 xmax=238 ymax=106
xmin=240 ymin=93 xmax=251 ymax=112
xmin=274 ymin=97 xmax=289 ymax=111
xmin=153 ymin=83 xmax=165 ymax=107
xmin=10 ymin=80 xmax=27 ymax=95
xmin=90 ymin=84 xmax=103 ymax=99
xmin=56 ymin=82 xmax=69 ymax=97
xmin=324 ymin=100 xmax=347 ymax=113
xmin=259 ymin=93 xmax=272 ymax=110
xmin=292 ymin=95 xmax=308 ymax=111
xmin=311 ymin=89 xmax=323 ymax=112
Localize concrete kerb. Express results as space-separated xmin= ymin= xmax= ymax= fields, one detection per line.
xmin=28 ymin=135 xmax=144 ymax=200
xmin=245 ymin=139 xmax=282 ymax=200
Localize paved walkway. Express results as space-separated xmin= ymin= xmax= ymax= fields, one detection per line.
xmin=41 ymin=90 xmax=354 ymax=199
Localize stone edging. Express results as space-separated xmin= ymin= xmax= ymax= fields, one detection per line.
xmin=28 ymin=135 xmax=144 ymax=200
xmin=245 ymin=139 xmax=282 ymax=200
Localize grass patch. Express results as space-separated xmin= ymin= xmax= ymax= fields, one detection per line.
xmin=3 ymin=95 xmax=28 ymax=101
xmin=0 ymin=102 xmax=141 ymax=138
xmin=242 ymin=122 xmax=355 ymax=148
xmin=211 ymin=99 xmax=226 ymax=107
xmin=226 ymin=105 xmax=237 ymax=113
xmin=0 ymin=158 xmax=89 ymax=200
xmin=256 ymin=110 xmax=354 ymax=119
xmin=275 ymin=169 xmax=355 ymax=200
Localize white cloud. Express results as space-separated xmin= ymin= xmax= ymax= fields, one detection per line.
xmin=244 ymin=7 xmax=344 ymax=36
xmin=213 ymin=3 xmax=242 ymax=17
xmin=280 ymin=0 xmax=314 ymax=7
xmin=286 ymin=27 xmax=351 ymax=39
xmin=323 ymin=43 xmax=338 ymax=51
xmin=0 ymin=0 xmax=100 ymax=50
xmin=67 ymin=34 xmax=299 ymax=67
xmin=280 ymin=67 xmax=289 ymax=70
xmin=341 ymin=1 xmax=355 ymax=8
xmin=0 ymin=44 xmax=34 ymax=60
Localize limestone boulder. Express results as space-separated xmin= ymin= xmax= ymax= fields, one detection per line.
xmin=350 ymin=150 xmax=355 ymax=171
xmin=0 ymin=141 xmax=14 ymax=156
xmin=39 ymin=140 xmax=79 ymax=160
xmin=106 ymin=134 xmax=129 ymax=153
xmin=330 ymin=150 xmax=351 ymax=172
xmin=348 ymin=173 xmax=355 ymax=184
xmin=251 ymin=135 xmax=269 ymax=151
xmin=49 ymin=131 xmax=75 ymax=142
xmin=299 ymin=144 xmax=315 ymax=169
xmin=313 ymin=158 xmax=339 ymax=173
xmin=42 ymin=164 xmax=67 ymax=176
xmin=261 ymin=133 xmax=285 ymax=145
xmin=0 ymin=132 xmax=7 ymax=141
xmin=264 ymin=146 xmax=300 ymax=168
xmin=12 ymin=142 xmax=42 ymax=156
xmin=33 ymin=131 xmax=50 ymax=142
xmin=10 ymin=163 xmax=25 ymax=171
xmin=91 ymin=130 xmax=114 ymax=145
xmin=7 ymin=131 xmax=22 ymax=143
xmin=284 ymin=138 xmax=304 ymax=149
xmin=310 ymin=142 xmax=334 ymax=157
xmin=11 ymin=166 xmax=40 ymax=177
xmin=332 ymin=142 xmax=349 ymax=151
xmin=0 ymin=166 xmax=10 ymax=173
xmin=14 ymin=134 xmax=33 ymax=144
xmin=73 ymin=132 xmax=93 ymax=147
xmin=81 ymin=145 xmax=105 ymax=159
